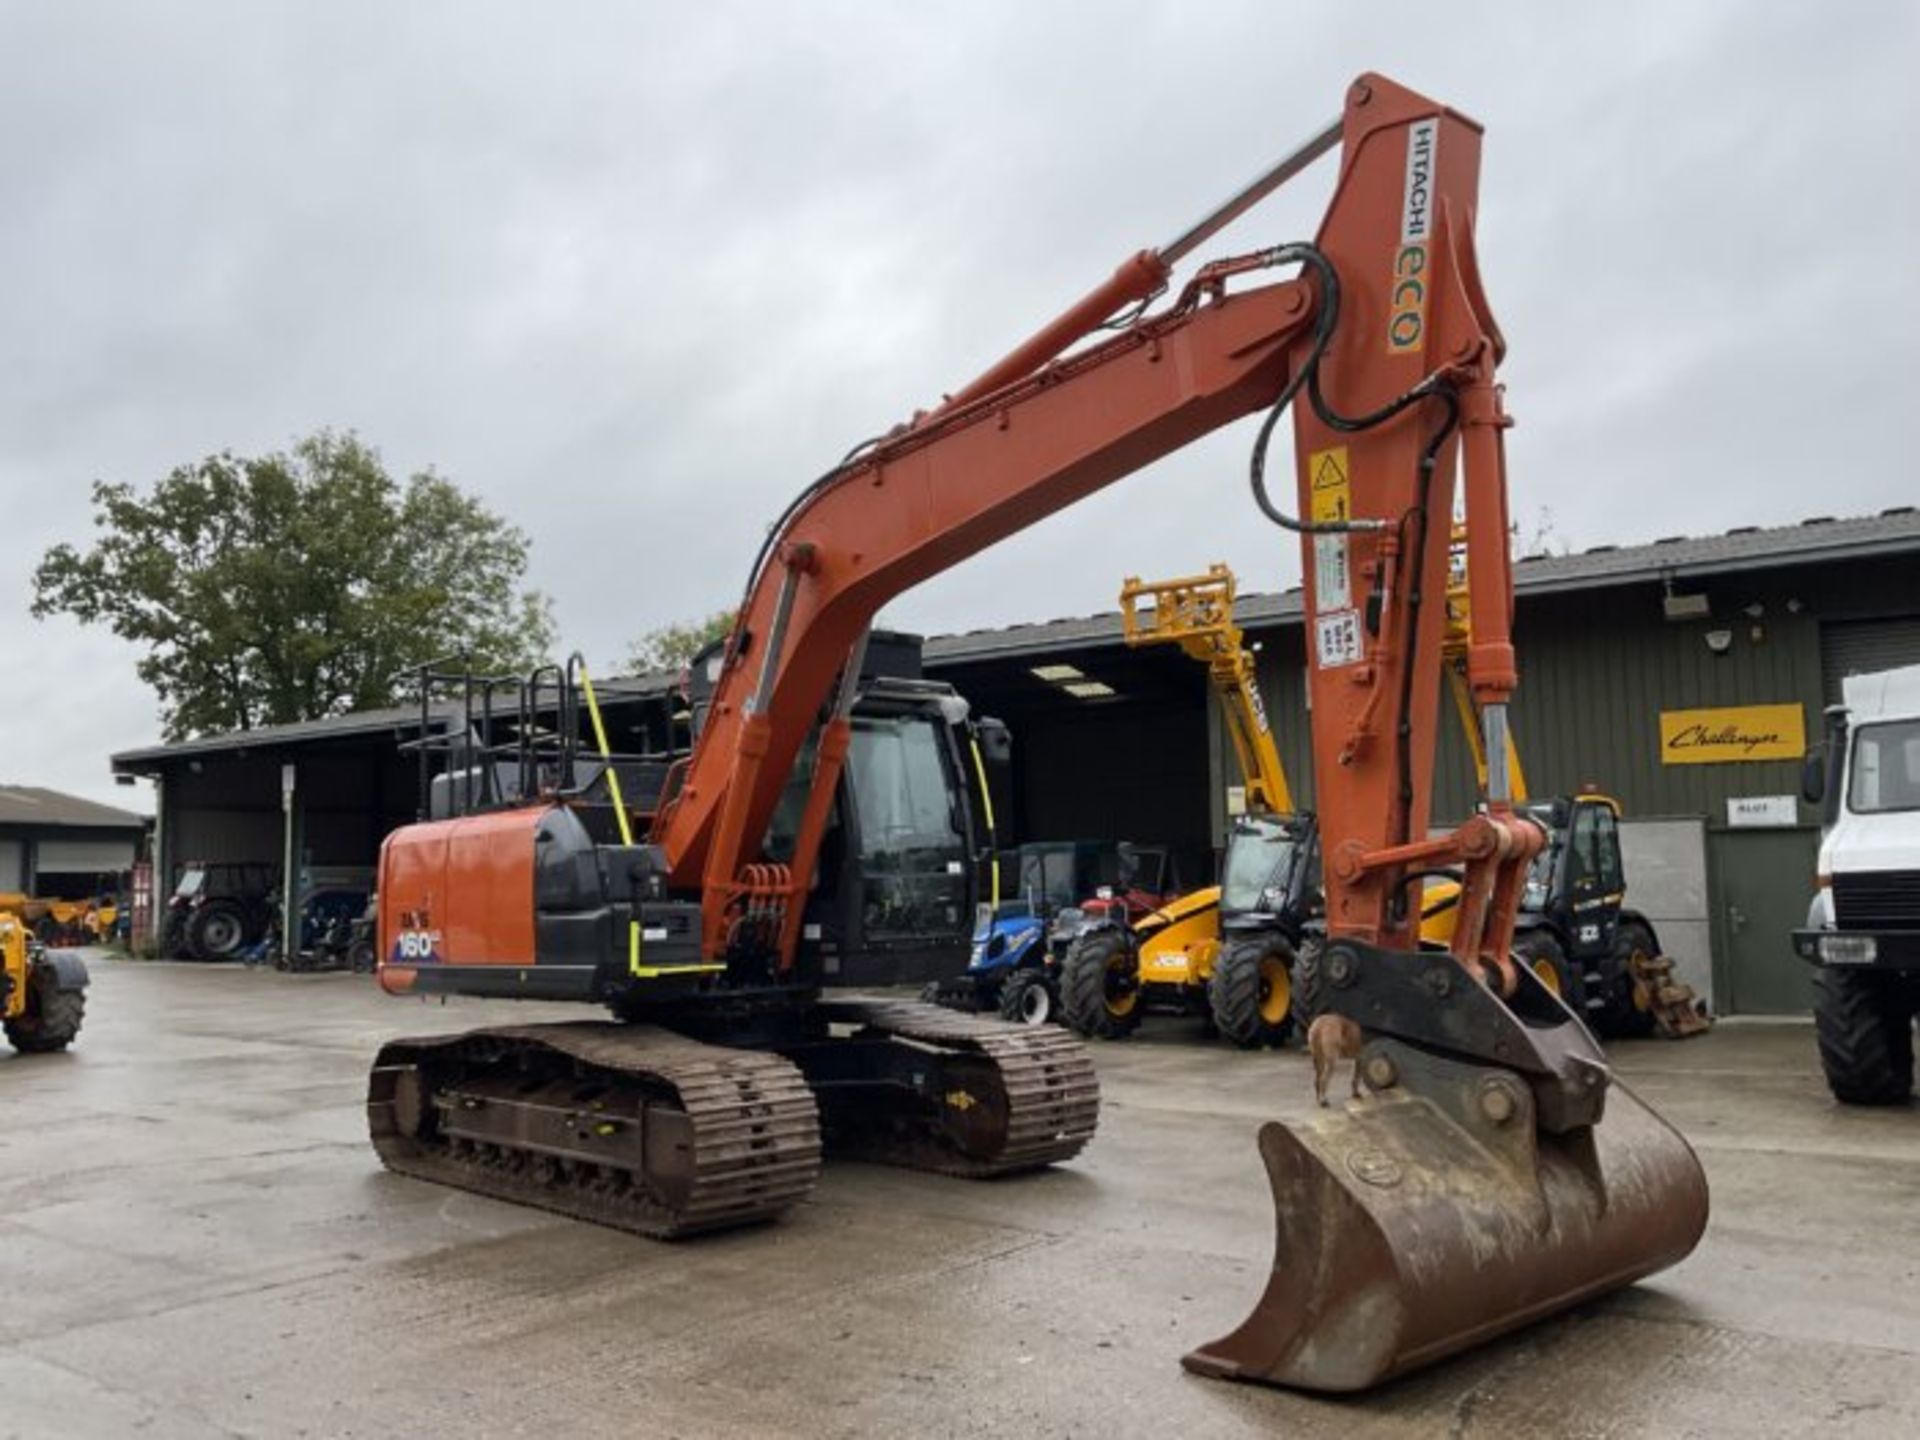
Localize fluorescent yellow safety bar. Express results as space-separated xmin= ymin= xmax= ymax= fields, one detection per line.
xmin=969 ymin=735 xmax=1001 ymax=909
xmin=575 ymin=657 xmax=724 ymax=981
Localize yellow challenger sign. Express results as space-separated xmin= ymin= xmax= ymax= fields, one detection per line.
xmin=1658 ymin=704 xmax=1805 ymax=765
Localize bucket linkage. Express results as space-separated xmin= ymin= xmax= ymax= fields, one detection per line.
xmin=1184 ymin=939 xmax=1709 ymax=1393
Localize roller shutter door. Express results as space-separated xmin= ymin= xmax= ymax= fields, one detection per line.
xmin=36 ymin=838 xmax=137 ymax=874
xmin=1822 ymin=616 xmax=1920 ymax=704
xmin=0 ymin=839 xmax=22 ymax=890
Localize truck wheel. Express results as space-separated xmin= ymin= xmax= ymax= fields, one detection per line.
xmin=186 ymin=901 xmax=249 ymax=962
xmin=1594 ymin=920 xmax=1659 ymax=1039
xmin=998 ymin=969 xmax=1056 ymax=1026
xmin=1515 ymin=928 xmax=1581 ymax=1010
xmin=1289 ymin=937 xmax=1326 ymax=1026
xmin=4 ymin=964 xmax=86 ymax=1053
xmin=1060 ymin=929 xmax=1141 ymax=1039
xmin=1210 ymin=935 xmax=1296 ymax=1049
xmin=1813 ymin=966 xmax=1914 ymax=1106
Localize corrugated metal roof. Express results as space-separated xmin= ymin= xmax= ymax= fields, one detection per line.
xmin=924 ymin=508 xmax=1920 ymax=665
xmin=110 ymin=672 xmax=681 ymax=772
xmin=0 ymin=785 xmax=148 ymax=830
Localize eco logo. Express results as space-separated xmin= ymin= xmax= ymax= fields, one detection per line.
xmin=1388 ymin=118 xmax=1438 ymax=354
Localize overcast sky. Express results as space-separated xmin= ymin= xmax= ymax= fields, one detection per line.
xmin=3 ymin=1 xmax=1915 ymax=808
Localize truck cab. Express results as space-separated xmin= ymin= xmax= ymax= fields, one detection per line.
xmin=1794 ymin=663 xmax=1920 ymax=1103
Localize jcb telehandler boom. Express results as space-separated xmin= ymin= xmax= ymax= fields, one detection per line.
xmin=1060 ymin=564 xmax=1310 ymax=1047
xmin=367 ymin=72 xmax=1706 ymax=1391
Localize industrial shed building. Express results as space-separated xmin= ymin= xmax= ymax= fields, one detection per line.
xmin=0 ymin=785 xmax=148 ymax=897
xmin=112 ymin=509 xmax=1920 ymax=1013
xmin=925 ymin=509 xmax=1920 ymax=1015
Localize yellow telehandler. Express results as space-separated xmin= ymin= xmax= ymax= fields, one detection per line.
xmin=1059 ymin=564 xmax=1308 ymax=1046
xmin=2 ymin=912 xmax=89 ymax=1053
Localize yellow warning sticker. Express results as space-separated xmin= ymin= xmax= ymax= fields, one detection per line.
xmin=1309 ymin=447 xmax=1353 ymax=614
xmin=1309 ymin=446 xmax=1351 ymax=524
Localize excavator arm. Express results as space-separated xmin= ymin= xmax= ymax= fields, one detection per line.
xmin=1182 ymin=77 xmax=1708 ymax=1393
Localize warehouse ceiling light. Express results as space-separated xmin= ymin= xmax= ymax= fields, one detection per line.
xmin=1062 ymin=680 xmax=1118 ymax=700
xmin=1030 ymin=663 xmax=1084 ymax=682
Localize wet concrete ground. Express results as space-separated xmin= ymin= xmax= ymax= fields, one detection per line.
xmin=2 ymin=957 xmax=1917 ymax=1439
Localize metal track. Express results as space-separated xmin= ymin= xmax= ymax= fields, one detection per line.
xmin=368 ymin=1023 xmax=822 ymax=1239
xmin=805 ymin=998 xmax=1101 ymax=1176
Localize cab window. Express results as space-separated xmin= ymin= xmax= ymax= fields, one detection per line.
xmin=1566 ymin=803 xmax=1623 ymax=896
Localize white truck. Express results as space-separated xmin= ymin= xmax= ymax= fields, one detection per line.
xmin=1795 ymin=663 xmax=1920 ymax=1104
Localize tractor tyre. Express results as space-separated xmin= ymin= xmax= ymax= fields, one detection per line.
xmin=4 ymin=964 xmax=85 ymax=1054
xmin=997 ymin=968 xmax=1057 ymax=1027
xmin=1060 ymin=929 xmax=1142 ymax=1039
xmin=186 ymin=900 xmax=249 ymax=962
xmin=1813 ymin=965 xmax=1915 ymax=1106
xmin=1289 ymin=936 xmax=1327 ymax=1027
xmin=1514 ymin=928 xmax=1582 ymax=1010
xmin=1594 ymin=920 xmax=1659 ymax=1039
xmin=1210 ymin=934 xmax=1296 ymax=1050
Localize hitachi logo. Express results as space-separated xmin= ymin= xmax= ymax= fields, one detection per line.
xmin=1401 ymin=119 xmax=1437 ymax=243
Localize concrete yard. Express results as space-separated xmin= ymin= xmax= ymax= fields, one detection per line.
xmin=3 ymin=958 xmax=1917 ymax=1439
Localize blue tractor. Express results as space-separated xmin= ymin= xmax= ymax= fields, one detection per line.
xmin=924 ymin=841 xmax=1123 ymax=1025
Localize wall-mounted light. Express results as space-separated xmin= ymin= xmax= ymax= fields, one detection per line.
xmin=1663 ymin=590 xmax=1711 ymax=621
xmin=1704 ymin=629 xmax=1734 ymax=655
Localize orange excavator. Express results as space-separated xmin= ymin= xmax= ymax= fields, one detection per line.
xmin=368 ymin=73 xmax=1706 ymax=1390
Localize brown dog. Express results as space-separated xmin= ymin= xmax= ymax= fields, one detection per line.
xmin=1307 ymin=1013 xmax=1366 ymax=1106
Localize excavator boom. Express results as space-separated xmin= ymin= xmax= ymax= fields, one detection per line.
xmin=650 ymin=276 xmax=1322 ymax=961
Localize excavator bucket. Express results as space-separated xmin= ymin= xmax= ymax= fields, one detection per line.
xmin=1183 ymin=1036 xmax=1709 ymax=1392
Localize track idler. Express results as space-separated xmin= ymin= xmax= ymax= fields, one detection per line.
xmin=1184 ymin=943 xmax=1709 ymax=1393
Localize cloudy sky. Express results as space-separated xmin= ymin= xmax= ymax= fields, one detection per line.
xmin=3 ymin=1 xmax=1914 ymax=807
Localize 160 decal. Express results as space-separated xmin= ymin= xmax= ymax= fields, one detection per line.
xmin=390 ymin=929 xmax=444 ymax=963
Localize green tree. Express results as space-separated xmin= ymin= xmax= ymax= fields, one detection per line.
xmin=624 ymin=608 xmax=738 ymax=675
xmin=34 ymin=431 xmax=555 ymax=739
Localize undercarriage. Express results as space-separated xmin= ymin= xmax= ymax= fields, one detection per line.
xmin=368 ymin=998 xmax=1099 ymax=1238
